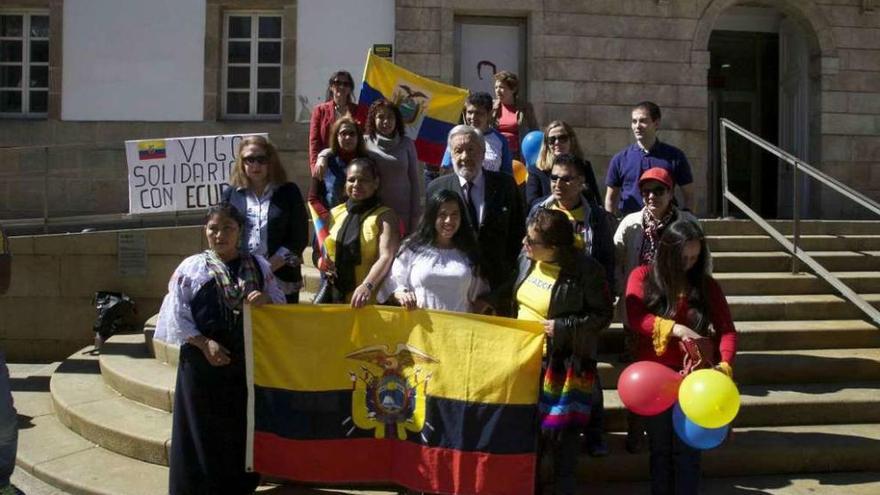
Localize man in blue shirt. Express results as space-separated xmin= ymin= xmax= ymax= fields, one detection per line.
xmin=440 ymin=92 xmax=512 ymax=176
xmin=604 ymin=101 xmax=694 ymax=217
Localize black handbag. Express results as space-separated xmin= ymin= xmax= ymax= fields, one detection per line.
xmin=312 ymin=276 xmax=345 ymax=304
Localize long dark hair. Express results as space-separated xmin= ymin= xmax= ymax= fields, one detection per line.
xmin=325 ymin=70 xmax=355 ymax=103
xmin=643 ymin=220 xmax=711 ymax=335
xmin=528 ymin=208 xmax=578 ymax=272
xmin=400 ymin=189 xmax=480 ymax=272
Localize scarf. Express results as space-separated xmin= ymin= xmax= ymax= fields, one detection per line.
xmin=540 ymin=355 xmax=594 ymax=430
xmin=334 ymin=195 xmax=381 ymax=294
xmin=203 ymin=249 xmax=260 ymax=312
xmin=373 ymin=134 xmax=401 ymax=154
xmin=639 ymin=207 xmax=676 ymax=265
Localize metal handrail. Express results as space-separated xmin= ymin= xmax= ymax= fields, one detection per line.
xmin=1 ymin=210 xmax=205 ymax=236
xmin=720 ymin=117 xmax=880 ymax=327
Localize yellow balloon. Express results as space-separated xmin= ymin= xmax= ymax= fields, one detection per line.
xmin=512 ymin=159 xmax=528 ymax=186
xmin=678 ymin=369 xmax=740 ymax=429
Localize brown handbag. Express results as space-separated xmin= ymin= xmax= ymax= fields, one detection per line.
xmin=679 ymin=337 xmax=717 ymax=375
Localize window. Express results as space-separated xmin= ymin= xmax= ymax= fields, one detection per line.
xmin=222 ymin=12 xmax=282 ymax=118
xmin=0 ymin=12 xmax=49 ymax=117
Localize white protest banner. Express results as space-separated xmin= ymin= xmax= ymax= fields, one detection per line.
xmin=125 ymin=133 xmax=267 ymax=214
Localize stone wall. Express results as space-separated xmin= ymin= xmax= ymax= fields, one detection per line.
xmin=0 ymin=226 xmax=204 ymax=361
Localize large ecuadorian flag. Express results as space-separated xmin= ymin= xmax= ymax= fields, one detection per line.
xmin=245 ymin=305 xmax=544 ymax=495
xmin=358 ymin=51 xmax=469 ymax=166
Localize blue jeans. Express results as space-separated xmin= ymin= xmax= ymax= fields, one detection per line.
xmin=0 ymin=353 xmax=17 ymax=487
xmin=645 ymin=407 xmax=700 ymax=495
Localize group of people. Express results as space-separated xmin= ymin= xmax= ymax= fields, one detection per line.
xmin=155 ymin=69 xmax=737 ymax=495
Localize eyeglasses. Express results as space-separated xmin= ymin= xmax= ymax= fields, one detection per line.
xmin=640 ymin=186 xmax=668 ymax=196
xmin=331 ymin=79 xmax=353 ymax=88
xmin=546 ymin=134 xmax=569 ymax=145
xmin=550 ymin=174 xmax=577 ymax=184
xmin=243 ymin=155 xmax=269 ymax=165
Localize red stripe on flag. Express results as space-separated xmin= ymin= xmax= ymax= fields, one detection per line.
xmin=415 ymin=139 xmax=446 ymax=167
xmin=253 ymin=431 xmax=536 ymax=495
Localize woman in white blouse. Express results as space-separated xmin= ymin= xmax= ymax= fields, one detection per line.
xmin=379 ymin=189 xmax=490 ymax=313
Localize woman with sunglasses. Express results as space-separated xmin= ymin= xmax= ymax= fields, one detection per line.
xmin=512 ymin=208 xmax=613 ymax=495
xmin=613 ymin=167 xmax=710 ymax=454
xmin=308 ymin=70 xmax=364 ymax=173
xmin=625 ymin=219 xmax=735 ymax=495
xmin=223 ymin=135 xmax=309 ymax=303
xmin=526 ymin=120 xmax=601 ymax=209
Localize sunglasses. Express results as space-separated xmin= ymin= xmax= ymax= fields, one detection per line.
xmin=331 ymin=79 xmax=353 ymax=88
xmin=546 ymin=134 xmax=569 ymax=145
xmin=641 ymin=186 xmax=668 ymax=196
xmin=550 ymin=174 xmax=577 ymax=184
xmin=243 ymin=155 xmax=269 ymax=165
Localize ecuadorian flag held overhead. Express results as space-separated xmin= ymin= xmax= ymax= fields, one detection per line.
xmin=358 ymin=51 xmax=469 ymax=166
xmin=245 ymin=305 xmax=544 ymax=495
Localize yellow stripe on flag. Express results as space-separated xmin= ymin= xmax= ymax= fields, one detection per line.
xmin=362 ymin=52 xmax=469 ymax=124
xmin=251 ymin=305 xmax=544 ymax=406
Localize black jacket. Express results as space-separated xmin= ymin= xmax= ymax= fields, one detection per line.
xmin=222 ymin=182 xmax=309 ymax=285
xmin=513 ymin=251 xmax=613 ymax=362
xmin=426 ymin=170 xmax=525 ymax=311
xmin=525 ymin=162 xmax=602 ymax=210
xmin=528 ymin=193 xmax=615 ymax=290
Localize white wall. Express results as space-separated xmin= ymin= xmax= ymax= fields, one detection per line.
xmin=295 ymin=0 xmax=395 ymax=122
xmin=62 ymin=0 xmax=205 ymax=121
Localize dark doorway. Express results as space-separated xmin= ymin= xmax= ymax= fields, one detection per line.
xmin=708 ymin=30 xmax=779 ymax=218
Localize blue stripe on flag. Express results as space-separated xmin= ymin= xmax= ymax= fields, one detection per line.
xmin=417 ymin=116 xmax=455 ymax=144
xmin=358 ymin=81 xmax=383 ymax=108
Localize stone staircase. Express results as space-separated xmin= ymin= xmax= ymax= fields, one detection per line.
xmin=14 ymin=219 xmax=880 ymax=493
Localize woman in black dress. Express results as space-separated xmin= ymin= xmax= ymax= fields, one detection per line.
xmin=156 ymin=203 xmax=285 ymax=494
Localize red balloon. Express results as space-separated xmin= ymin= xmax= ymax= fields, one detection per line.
xmin=617 ymin=361 xmax=683 ymax=416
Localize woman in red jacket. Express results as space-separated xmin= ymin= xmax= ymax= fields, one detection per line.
xmin=625 ymin=219 xmax=736 ymax=495
xmin=308 ymin=71 xmax=363 ymax=173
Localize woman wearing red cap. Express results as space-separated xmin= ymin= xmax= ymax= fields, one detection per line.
xmin=613 ymin=167 xmax=710 ymax=453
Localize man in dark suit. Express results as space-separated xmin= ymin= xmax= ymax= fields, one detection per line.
xmin=427 ymin=125 xmax=525 ymax=315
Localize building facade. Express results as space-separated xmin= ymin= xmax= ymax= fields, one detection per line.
xmin=0 ymin=0 xmax=878 ymax=220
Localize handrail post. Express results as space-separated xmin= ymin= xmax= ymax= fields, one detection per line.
xmin=720 ymin=122 xmax=729 ymax=218
xmin=792 ymin=161 xmax=800 ymax=274
xmin=43 ymin=146 xmax=49 ymax=234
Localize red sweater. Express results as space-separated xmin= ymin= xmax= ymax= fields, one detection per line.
xmin=625 ymin=265 xmax=737 ymax=369
xmin=307 ymin=100 xmax=364 ymax=173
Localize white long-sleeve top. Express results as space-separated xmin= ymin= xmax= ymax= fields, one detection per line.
xmin=154 ymin=253 xmax=285 ymax=345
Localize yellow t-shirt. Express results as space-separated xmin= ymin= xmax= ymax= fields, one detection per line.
xmin=550 ymin=203 xmax=586 ymax=250
xmin=516 ymin=261 xmax=561 ymax=321
xmin=324 ymin=203 xmax=390 ymax=302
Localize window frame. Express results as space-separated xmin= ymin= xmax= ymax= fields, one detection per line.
xmin=0 ymin=10 xmax=50 ymax=118
xmin=221 ymin=10 xmax=283 ymax=120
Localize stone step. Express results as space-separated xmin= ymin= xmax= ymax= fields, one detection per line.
xmin=99 ymin=333 xmax=176 ymax=412
xmin=597 ymin=348 xmax=880 ymax=387
xmin=580 ymin=472 xmax=880 ymax=495
xmin=714 ymin=271 xmax=880 ymax=295
xmin=708 ymin=234 xmax=880 ymax=252
xmin=50 ymin=349 xmax=172 ymax=466
xmin=700 ymin=219 xmax=880 ymax=236
xmin=712 ymin=251 xmax=880 ymax=272
xmin=598 ymin=383 xmax=880 ymax=432
xmin=580 ymin=423 xmax=880 ymax=481
xmin=725 ymin=294 xmax=880 ymax=320
xmin=13 ymin=361 xmax=168 ymax=495
xmin=598 ymin=319 xmax=880 ymax=353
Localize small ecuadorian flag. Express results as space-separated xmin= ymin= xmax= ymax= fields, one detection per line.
xmin=137 ymin=140 xmax=166 ymax=160
xmin=245 ymin=305 xmax=544 ymax=495
xmin=358 ymin=51 xmax=469 ymax=166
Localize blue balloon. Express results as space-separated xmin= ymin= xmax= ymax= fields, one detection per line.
xmin=672 ymin=403 xmax=730 ymax=450
xmin=520 ymin=130 xmax=544 ymax=167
